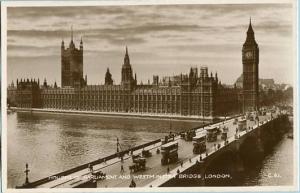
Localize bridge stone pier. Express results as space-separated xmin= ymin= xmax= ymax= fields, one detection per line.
xmin=157 ymin=114 xmax=289 ymax=187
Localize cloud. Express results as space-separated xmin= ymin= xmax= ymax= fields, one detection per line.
xmin=8 ymin=6 xmax=132 ymax=19
xmin=7 ymin=44 xmax=60 ymax=57
xmin=254 ymin=21 xmax=293 ymax=36
xmin=7 ymin=23 xmax=200 ymax=48
xmin=6 ymin=3 xmax=295 ymax=85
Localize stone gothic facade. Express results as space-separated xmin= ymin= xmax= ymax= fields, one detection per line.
xmin=61 ymin=30 xmax=86 ymax=88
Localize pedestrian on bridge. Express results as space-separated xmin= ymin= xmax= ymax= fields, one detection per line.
xmin=88 ymin=164 xmax=93 ymax=173
xmin=156 ymin=148 xmax=160 ymax=154
xmin=121 ymin=164 xmax=124 ymax=173
xmin=129 ymin=179 xmax=136 ymax=187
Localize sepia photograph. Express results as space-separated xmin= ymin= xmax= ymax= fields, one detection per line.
xmin=1 ymin=0 xmax=298 ymax=192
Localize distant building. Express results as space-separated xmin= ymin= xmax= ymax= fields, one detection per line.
xmin=7 ymin=81 xmax=17 ymax=107
xmin=13 ymin=79 xmax=41 ymax=108
xmin=235 ymin=75 xmax=290 ymax=92
xmin=235 ymin=74 xmax=243 ymax=89
xmin=259 ymin=79 xmax=275 ymax=88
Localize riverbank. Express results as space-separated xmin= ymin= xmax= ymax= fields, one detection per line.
xmin=10 ymin=107 xmax=224 ymax=122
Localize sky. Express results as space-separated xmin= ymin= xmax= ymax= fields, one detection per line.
xmin=6 ymin=3 xmax=295 ymax=86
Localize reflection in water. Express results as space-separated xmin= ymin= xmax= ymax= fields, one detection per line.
xmin=240 ymin=135 xmax=294 ymax=186
xmin=7 ymin=111 xmax=204 ymax=188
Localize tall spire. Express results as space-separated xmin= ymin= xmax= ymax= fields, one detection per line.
xmin=124 ymin=46 xmax=130 ymax=66
xmin=244 ymin=17 xmax=256 ymax=46
xmin=69 ymin=25 xmax=75 ymax=48
xmin=80 ymin=36 xmax=83 ymax=50
xmin=105 ymin=68 xmax=113 ymax=85
xmin=71 ymin=25 xmax=73 ymax=42
xmin=121 ymin=46 xmax=134 ymax=87
xmin=247 ymin=17 xmax=254 ymax=34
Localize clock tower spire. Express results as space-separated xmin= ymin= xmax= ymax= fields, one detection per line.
xmin=242 ymin=18 xmax=259 ymax=112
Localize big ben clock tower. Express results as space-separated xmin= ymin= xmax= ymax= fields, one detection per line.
xmin=242 ymin=19 xmax=259 ymax=112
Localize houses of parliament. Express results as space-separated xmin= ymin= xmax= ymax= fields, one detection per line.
xmin=7 ymin=20 xmax=259 ymax=118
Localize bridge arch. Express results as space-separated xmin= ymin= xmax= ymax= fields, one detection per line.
xmin=202 ymin=149 xmax=238 ymax=186
xmin=239 ymin=134 xmax=264 ymax=166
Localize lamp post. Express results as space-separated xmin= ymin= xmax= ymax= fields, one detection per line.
xmin=202 ymin=84 xmax=205 ymax=129
xmin=24 ymin=163 xmax=30 ymax=185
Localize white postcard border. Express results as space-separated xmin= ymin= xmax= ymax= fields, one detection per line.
xmin=1 ymin=0 xmax=299 ymax=192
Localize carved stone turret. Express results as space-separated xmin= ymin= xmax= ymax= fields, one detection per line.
xmin=105 ymin=68 xmax=113 ymax=85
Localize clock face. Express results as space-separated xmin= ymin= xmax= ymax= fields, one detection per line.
xmin=245 ymin=51 xmax=253 ymax=59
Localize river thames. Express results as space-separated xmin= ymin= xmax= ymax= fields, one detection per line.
xmin=7 ymin=112 xmax=294 ymax=188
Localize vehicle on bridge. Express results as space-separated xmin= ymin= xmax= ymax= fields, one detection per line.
xmin=222 ymin=126 xmax=229 ymax=132
xmin=221 ymin=131 xmax=227 ymax=140
xmin=192 ymin=134 xmax=206 ymax=154
xmin=238 ymin=119 xmax=247 ymax=131
xmin=206 ymin=127 xmax=218 ymax=142
xmin=184 ymin=130 xmax=196 ymax=141
xmin=129 ymin=155 xmax=146 ymax=172
xmin=161 ymin=141 xmax=179 ymax=165
xmin=91 ymin=170 xmax=106 ymax=180
xmin=142 ymin=149 xmax=152 ymax=157
xmin=245 ymin=112 xmax=250 ymax=118
xmin=248 ymin=116 xmax=254 ymax=121
xmin=162 ymin=134 xmax=175 ymax=145
xmin=88 ymin=164 xmax=106 ymax=181
xmin=221 ymin=126 xmax=228 ymax=140
xmin=233 ymin=118 xmax=238 ymax=125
